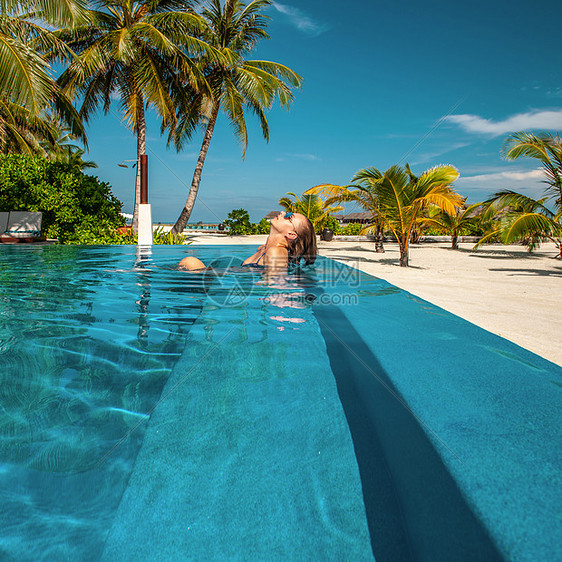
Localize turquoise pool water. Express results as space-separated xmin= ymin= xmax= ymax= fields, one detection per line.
xmin=0 ymin=245 xmax=560 ymax=561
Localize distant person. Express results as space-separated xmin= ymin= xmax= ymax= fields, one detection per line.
xmin=178 ymin=212 xmax=317 ymax=271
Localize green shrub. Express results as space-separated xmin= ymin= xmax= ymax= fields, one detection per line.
xmin=224 ymin=208 xmax=257 ymax=235
xmin=0 ymin=154 xmax=124 ymax=242
xmin=256 ymin=217 xmax=270 ymax=234
xmin=321 ymin=216 xmax=341 ymax=234
xmin=65 ymin=219 xmax=135 ymax=245
xmin=341 ymin=222 xmax=364 ymax=235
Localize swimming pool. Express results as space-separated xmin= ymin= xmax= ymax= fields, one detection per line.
xmin=0 ymin=245 xmax=560 ymax=561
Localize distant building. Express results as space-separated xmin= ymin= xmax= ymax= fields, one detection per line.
xmin=264 ymin=211 xmax=373 ymax=224
xmin=336 ymin=212 xmax=373 ymax=225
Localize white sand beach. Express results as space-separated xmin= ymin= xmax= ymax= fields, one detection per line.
xmin=186 ymin=234 xmax=562 ymax=366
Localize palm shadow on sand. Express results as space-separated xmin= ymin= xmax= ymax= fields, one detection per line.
xmin=327 ymin=253 xmax=425 ymax=270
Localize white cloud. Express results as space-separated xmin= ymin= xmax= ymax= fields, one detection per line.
xmin=445 ymin=110 xmax=562 ymax=136
xmin=275 ymin=153 xmax=320 ymax=162
xmin=271 ymin=2 xmax=330 ymax=36
xmin=459 ymin=169 xmax=544 ymax=183
xmin=455 ymin=169 xmax=546 ymax=200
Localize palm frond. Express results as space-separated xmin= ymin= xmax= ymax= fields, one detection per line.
xmin=501 ymin=212 xmax=560 ymax=244
xmin=0 ymin=31 xmax=54 ymax=113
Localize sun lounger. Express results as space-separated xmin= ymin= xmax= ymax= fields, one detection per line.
xmin=0 ymin=211 xmax=45 ymax=243
xmin=0 ymin=212 xmax=8 ymax=234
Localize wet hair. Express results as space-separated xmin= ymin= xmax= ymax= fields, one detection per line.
xmin=288 ymin=215 xmax=317 ymax=266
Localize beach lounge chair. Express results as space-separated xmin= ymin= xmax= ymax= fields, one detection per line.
xmin=0 ymin=211 xmax=45 ymax=243
xmin=0 ymin=212 xmax=8 ymax=234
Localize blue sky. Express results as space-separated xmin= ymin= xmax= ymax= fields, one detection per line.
xmin=83 ymin=0 xmax=562 ymax=223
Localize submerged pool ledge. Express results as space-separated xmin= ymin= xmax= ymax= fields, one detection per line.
xmin=315 ymin=259 xmax=561 ymax=561
xmin=101 ymin=294 xmax=374 ymax=561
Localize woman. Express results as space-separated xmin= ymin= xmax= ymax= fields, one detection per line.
xmin=178 ymin=212 xmax=317 ymax=270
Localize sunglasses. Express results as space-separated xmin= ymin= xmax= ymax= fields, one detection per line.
xmin=282 ymin=212 xmax=298 ymax=233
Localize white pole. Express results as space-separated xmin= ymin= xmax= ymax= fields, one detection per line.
xmin=137 ymin=155 xmax=152 ymax=246
xmin=138 ymin=203 xmax=153 ymax=246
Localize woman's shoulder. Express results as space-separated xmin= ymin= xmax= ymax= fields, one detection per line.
xmin=265 ymin=245 xmax=288 ymax=256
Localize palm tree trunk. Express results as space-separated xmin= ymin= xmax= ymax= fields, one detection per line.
xmin=399 ymin=237 xmax=409 ymax=266
xmin=451 ymin=230 xmax=458 ymax=249
xmin=171 ymin=102 xmax=220 ymax=235
xmin=374 ymin=225 xmax=385 ymax=253
xmin=133 ymin=99 xmax=146 ymax=234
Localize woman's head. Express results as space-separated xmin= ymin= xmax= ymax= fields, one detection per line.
xmin=271 ymin=211 xmax=317 ymax=265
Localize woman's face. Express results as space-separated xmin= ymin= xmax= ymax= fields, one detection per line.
xmin=270 ymin=211 xmax=304 ymax=238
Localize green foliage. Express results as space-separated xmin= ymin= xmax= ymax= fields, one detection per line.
xmin=224 ymin=208 xmax=257 ymax=235
xmin=153 ymin=225 xmax=189 ymax=245
xmin=0 ymin=1 xmax=86 ymax=155
xmin=172 ymin=0 xmax=303 ymax=231
xmin=309 ymin=163 xmax=463 ymax=266
xmin=279 ymin=192 xmax=343 ymax=230
xmin=341 ymin=222 xmax=363 ymax=235
xmin=256 ymin=217 xmax=271 ymax=234
xmin=322 ymin=216 xmax=341 ymax=234
xmin=480 ymin=132 xmax=562 ymax=256
xmin=0 ymin=154 xmax=124 ymax=242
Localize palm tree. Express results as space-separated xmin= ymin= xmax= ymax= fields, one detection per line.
xmin=170 ymin=0 xmax=302 ymax=234
xmin=477 ymin=132 xmax=562 ymax=258
xmin=0 ymin=0 xmax=87 ymax=112
xmin=56 ymin=0 xmax=215 ymax=230
xmin=504 ymin=132 xmax=562 ymax=205
xmin=307 ymin=168 xmax=396 ymax=253
xmin=0 ymin=1 xmax=86 ymax=152
xmin=420 ymin=202 xmax=482 ymax=249
xmin=278 ymin=192 xmax=343 ymax=231
xmin=0 ymin=99 xmax=59 ymax=154
xmin=310 ymin=164 xmax=462 ymax=266
xmin=476 ymin=191 xmax=562 ymax=257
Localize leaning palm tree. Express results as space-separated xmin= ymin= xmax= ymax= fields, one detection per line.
xmin=56 ymin=0 xmax=215 ymax=230
xmin=420 ymin=202 xmax=483 ymax=249
xmin=170 ymin=0 xmax=302 ymax=234
xmin=310 ymin=164 xmax=462 ymax=266
xmin=477 ymin=132 xmax=562 ymax=258
xmin=279 ymin=192 xmax=343 ymax=231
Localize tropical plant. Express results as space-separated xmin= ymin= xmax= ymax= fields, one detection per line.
xmin=420 ymin=202 xmax=483 ymax=249
xmin=0 ymin=0 xmax=86 ymax=154
xmin=153 ymin=225 xmax=190 ymax=244
xmin=310 ymin=164 xmax=463 ymax=266
xmin=278 ymin=192 xmax=343 ymax=231
xmin=223 ymin=207 xmax=256 ymax=235
xmin=42 ymin=126 xmax=97 ymax=170
xmin=322 ymin=216 xmax=341 ymax=234
xmin=307 ymin=167 xmax=398 ymax=252
xmin=56 ymin=0 xmax=215 ymax=231
xmin=256 ymin=217 xmax=270 ymax=234
xmin=341 ymin=222 xmax=363 ymax=235
xmin=476 ymin=192 xmax=561 ymax=256
xmin=170 ymin=0 xmax=302 ymax=234
xmin=478 ymin=132 xmax=562 ymax=257
xmin=0 ymin=154 xmax=124 ymax=242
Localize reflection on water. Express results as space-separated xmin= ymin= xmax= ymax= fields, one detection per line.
xmin=0 ymin=246 xmax=372 ymax=560
xmin=0 ymin=246 xmax=203 ymax=560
